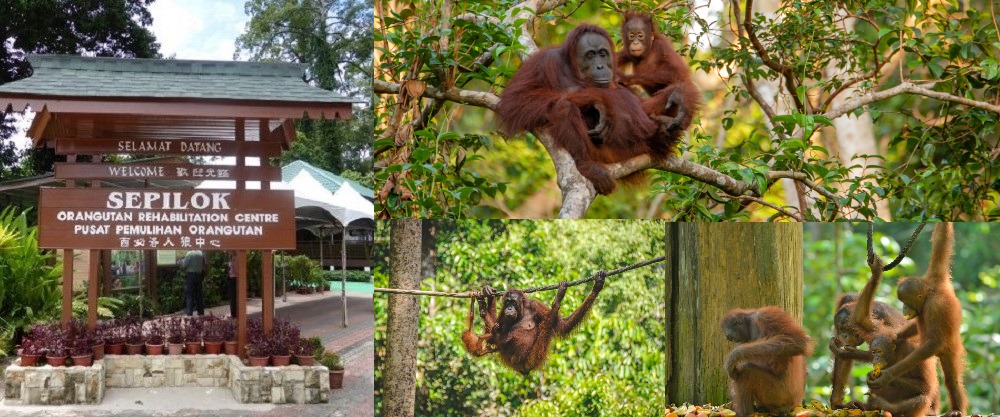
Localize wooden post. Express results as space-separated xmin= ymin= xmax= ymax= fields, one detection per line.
xmin=87 ymin=249 xmax=99 ymax=330
xmin=62 ymin=249 xmax=73 ymax=330
xmin=237 ymin=250 xmax=248 ymax=357
xmin=262 ymin=251 xmax=274 ymax=334
xmin=62 ymin=154 xmax=76 ymax=331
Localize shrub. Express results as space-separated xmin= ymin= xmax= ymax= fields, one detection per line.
xmin=0 ymin=207 xmax=61 ymax=353
xmin=318 ymin=352 xmax=343 ymax=370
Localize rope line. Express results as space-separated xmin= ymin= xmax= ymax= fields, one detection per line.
xmin=866 ymin=222 xmax=927 ymax=271
xmin=374 ymin=256 xmax=666 ymax=298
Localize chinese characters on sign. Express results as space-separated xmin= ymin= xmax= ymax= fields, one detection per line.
xmin=38 ymin=189 xmax=296 ymax=250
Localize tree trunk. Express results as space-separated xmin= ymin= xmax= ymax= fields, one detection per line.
xmin=382 ymin=219 xmax=422 ymax=417
xmin=664 ymin=223 xmax=803 ymax=406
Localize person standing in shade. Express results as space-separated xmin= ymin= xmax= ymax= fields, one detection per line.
xmin=180 ymin=249 xmax=207 ymax=316
xmin=227 ymin=251 xmax=238 ymax=318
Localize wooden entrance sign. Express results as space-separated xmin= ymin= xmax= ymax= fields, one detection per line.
xmin=55 ymin=163 xmax=281 ymax=182
xmin=38 ymin=188 xmax=296 ymax=250
xmin=55 ymin=138 xmax=281 ymax=157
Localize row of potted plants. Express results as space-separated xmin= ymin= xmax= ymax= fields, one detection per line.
xmin=17 ymin=316 xmax=346 ymax=389
xmin=17 ymin=316 xmax=243 ymax=366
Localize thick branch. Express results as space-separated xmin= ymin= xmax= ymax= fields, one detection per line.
xmin=824 ymin=82 xmax=1000 ymax=119
xmin=375 ymin=79 xmax=500 ymax=109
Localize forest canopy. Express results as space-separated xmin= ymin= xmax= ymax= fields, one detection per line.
xmin=374 ymin=0 xmax=1000 ymax=220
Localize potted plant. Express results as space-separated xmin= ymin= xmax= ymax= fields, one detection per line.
xmin=92 ymin=321 xmax=109 ymax=360
xmin=246 ymin=342 xmax=269 ymax=366
xmin=202 ymin=318 xmax=224 ymax=354
xmin=166 ymin=316 xmax=184 ymax=355
xmin=45 ymin=327 xmax=69 ymax=367
xmin=144 ymin=319 xmax=165 ymax=355
xmin=183 ymin=316 xmax=203 ymax=354
xmin=18 ymin=326 xmax=44 ymax=366
xmin=293 ymin=339 xmax=316 ymax=366
xmin=70 ymin=337 xmax=93 ymax=366
xmin=104 ymin=318 xmax=125 ymax=355
xmin=124 ymin=317 xmax=143 ymax=355
xmin=269 ymin=318 xmax=299 ymax=366
xmin=318 ymin=352 xmax=344 ymax=389
xmin=222 ymin=318 xmax=237 ymax=355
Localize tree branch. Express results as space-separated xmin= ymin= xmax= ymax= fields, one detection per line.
xmin=824 ymin=81 xmax=1000 ymax=119
xmin=375 ymin=79 xmax=500 ymax=109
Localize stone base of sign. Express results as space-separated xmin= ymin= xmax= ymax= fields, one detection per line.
xmin=228 ymin=356 xmax=329 ymax=404
xmin=4 ymin=355 xmax=328 ymax=405
xmin=3 ymin=359 xmax=105 ymax=405
xmin=104 ymin=354 xmax=229 ymax=388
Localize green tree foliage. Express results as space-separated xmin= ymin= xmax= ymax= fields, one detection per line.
xmin=0 ymin=207 xmax=62 ymax=355
xmin=374 ymin=221 xmax=665 ymax=416
xmin=375 ymin=0 xmax=1000 ymax=220
xmin=0 ymin=0 xmax=160 ymax=180
xmin=803 ymin=223 xmax=1000 ymax=412
xmin=237 ymin=0 xmax=374 ymax=175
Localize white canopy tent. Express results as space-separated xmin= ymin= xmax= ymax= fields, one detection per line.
xmin=196 ymin=163 xmax=373 ymax=327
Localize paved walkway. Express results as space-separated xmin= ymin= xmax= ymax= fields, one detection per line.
xmin=0 ymin=290 xmax=374 ymax=417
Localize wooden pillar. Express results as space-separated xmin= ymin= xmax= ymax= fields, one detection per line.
xmin=87 ymin=249 xmax=99 ymax=330
xmin=259 ymin=120 xmax=274 ymax=334
xmin=62 ymin=156 xmax=76 ymax=330
xmin=235 ymin=117 xmax=248 ymax=356
xmin=237 ymin=250 xmax=248 ymax=357
xmin=262 ymin=251 xmax=274 ymax=333
xmin=62 ymin=249 xmax=73 ymax=330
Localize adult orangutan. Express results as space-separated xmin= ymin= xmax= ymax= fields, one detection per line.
xmin=721 ymin=306 xmax=812 ymax=417
xmin=495 ymin=24 xmax=675 ymax=195
xmin=869 ymin=223 xmax=967 ymax=417
xmin=616 ymin=12 xmax=700 ymax=139
xmin=461 ymin=272 xmax=606 ymax=375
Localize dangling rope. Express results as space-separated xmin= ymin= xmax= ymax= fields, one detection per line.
xmin=374 ymin=256 xmax=666 ymax=298
xmin=866 ymin=222 xmax=927 ymax=271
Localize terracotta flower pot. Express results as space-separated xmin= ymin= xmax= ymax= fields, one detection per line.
xmin=71 ymin=354 xmax=93 ymax=367
xmin=145 ymin=343 xmax=164 ymax=355
xmin=203 ymin=341 xmax=223 ymax=354
xmin=46 ymin=355 xmax=68 ymax=367
xmin=329 ymin=369 xmax=344 ymax=389
xmin=19 ymin=353 xmax=42 ymax=367
xmin=223 ymin=341 xmax=238 ymax=355
xmin=107 ymin=342 xmax=124 ymax=355
xmin=92 ymin=342 xmax=105 ymax=360
xmin=126 ymin=343 xmax=144 ymax=355
xmin=168 ymin=343 xmax=184 ymax=355
xmin=248 ymin=356 xmax=269 ymax=366
xmin=271 ymin=355 xmax=291 ymax=366
xmin=184 ymin=342 xmax=201 ymax=354
xmin=295 ymin=354 xmax=315 ymax=366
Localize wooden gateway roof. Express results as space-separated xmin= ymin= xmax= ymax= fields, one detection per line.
xmin=0 ymin=55 xmax=354 ymax=147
